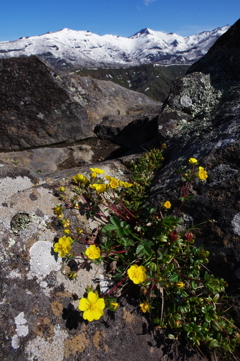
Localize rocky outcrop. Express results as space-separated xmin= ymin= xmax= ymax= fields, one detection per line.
xmin=152 ymin=19 xmax=240 ymax=292
xmin=0 ymin=56 xmax=161 ymax=151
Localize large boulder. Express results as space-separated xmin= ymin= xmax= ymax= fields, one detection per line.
xmin=0 ymin=56 xmax=161 ymax=151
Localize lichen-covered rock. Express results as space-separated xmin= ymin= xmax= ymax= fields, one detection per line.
xmin=2 ymin=162 xmax=207 ymax=361
xmin=152 ymin=20 xmax=240 ymax=294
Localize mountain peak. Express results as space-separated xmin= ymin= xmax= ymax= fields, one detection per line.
xmin=0 ymin=25 xmax=230 ymax=69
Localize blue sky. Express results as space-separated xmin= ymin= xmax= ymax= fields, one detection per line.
xmin=0 ymin=0 xmax=239 ymax=41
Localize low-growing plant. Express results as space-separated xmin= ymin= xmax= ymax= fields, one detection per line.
xmin=53 ymin=149 xmax=240 ymax=354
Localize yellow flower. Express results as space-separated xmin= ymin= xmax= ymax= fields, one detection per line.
xmin=104 ymin=175 xmax=119 ymax=189
xmin=63 ymin=229 xmax=71 ymax=235
xmin=110 ymin=302 xmax=119 ymax=310
xmin=90 ymin=172 xmax=97 ymax=178
xmin=119 ymin=181 xmax=133 ymax=188
xmin=90 ymin=184 xmax=107 ymax=193
xmin=109 ymin=178 xmax=119 ymax=189
xmin=139 ymin=302 xmax=152 ymax=313
xmin=127 ymin=264 xmax=147 ymax=284
xmin=198 ymin=166 xmax=208 ymax=180
xmin=176 ymin=281 xmax=184 ymax=289
xmin=72 ymin=174 xmax=89 ymax=184
xmin=78 ymin=291 xmax=105 ymax=321
xmin=188 ymin=158 xmax=198 ymax=165
xmin=54 ymin=236 xmax=72 ymax=258
xmin=85 ymin=245 xmax=101 ymax=259
xmin=163 ymin=201 xmax=171 ymax=209
xmin=90 ymin=168 xmax=105 ymax=175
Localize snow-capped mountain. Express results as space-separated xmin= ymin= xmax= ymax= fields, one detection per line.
xmin=0 ymin=26 xmax=230 ymax=68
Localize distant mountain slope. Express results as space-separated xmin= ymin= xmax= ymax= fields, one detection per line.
xmin=74 ymin=63 xmax=190 ymax=102
xmin=0 ymin=26 xmax=230 ymax=69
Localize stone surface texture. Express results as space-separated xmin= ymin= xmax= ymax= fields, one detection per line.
xmin=0 ymin=56 xmax=161 ymax=151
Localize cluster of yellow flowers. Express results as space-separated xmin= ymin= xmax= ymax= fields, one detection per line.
xmin=53 ymin=236 xmax=73 ymax=258
xmin=198 ymin=166 xmax=208 ymax=180
xmin=72 ymin=167 xmax=133 ymax=193
xmin=188 ymin=158 xmax=208 ymax=180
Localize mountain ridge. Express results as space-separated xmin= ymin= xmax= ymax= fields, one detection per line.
xmin=0 ymin=26 xmax=230 ymax=69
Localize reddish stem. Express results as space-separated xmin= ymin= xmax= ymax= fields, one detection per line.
xmin=105 ymin=275 xmax=128 ymax=296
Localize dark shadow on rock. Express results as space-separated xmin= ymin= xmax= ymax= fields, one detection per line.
xmin=68 ymin=259 xmax=78 ymax=272
xmin=62 ymin=303 xmax=82 ymax=330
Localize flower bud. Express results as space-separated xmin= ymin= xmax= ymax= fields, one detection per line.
xmin=169 ymin=230 xmax=178 ymax=242
xmin=159 ymin=235 xmax=168 ymax=243
xmin=176 ymin=282 xmax=184 ymax=289
xmin=183 ymin=231 xmax=194 ymax=242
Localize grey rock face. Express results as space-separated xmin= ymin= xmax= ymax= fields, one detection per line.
xmin=0 ymin=56 xmax=161 ymax=151
xmin=151 ymin=21 xmax=240 ymax=290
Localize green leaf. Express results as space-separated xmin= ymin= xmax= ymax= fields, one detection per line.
xmin=173 ymin=313 xmax=182 ymax=321
xmin=168 ymin=316 xmax=175 ymax=328
xmin=103 ymin=224 xmax=118 ymax=232
xmin=122 ymin=238 xmax=135 ymax=247
xmin=179 ymin=305 xmax=189 ymax=313
xmin=110 ymin=216 xmax=121 ymax=227
xmin=169 ymin=273 xmax=179 ymax=282
xmin=191 ymin=281 xmax=198 ymax=290
xmin=143 ymin=243 xmax=153 ymax=257
xmin=209 ymin=339 xmax=219 ymax=348
xmin=205 ymin=314 xmax=213 ymax=323
xmin=136 ymin=244 xmax=145 ymax=255
xmin=116 ymin=228 xmax=125 ymax=237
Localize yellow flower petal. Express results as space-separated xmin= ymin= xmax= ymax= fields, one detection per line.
xmin=78 ymin=298 xmax=90 ymax=311
xmin=90 ymin=168 xmax=105 ymax=174
xmin=188 ymin=158 xmax=198 ymax=165
xmin=88 ymin=291 xmax=99 ymax=304
xmin=95 ymin=298 xmax=105 ymax=310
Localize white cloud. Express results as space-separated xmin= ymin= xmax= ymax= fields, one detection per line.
xmin=144 ymin=0 xmax=157 ymax=6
